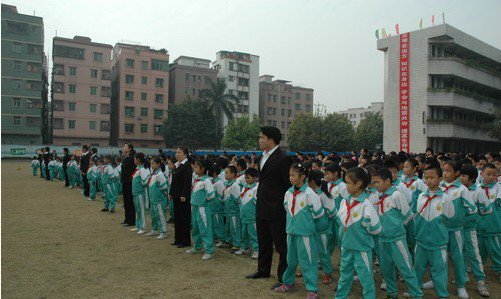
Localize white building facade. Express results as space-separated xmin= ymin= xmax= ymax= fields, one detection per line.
xmin=339 ymin=102 xmax=383 ymax=127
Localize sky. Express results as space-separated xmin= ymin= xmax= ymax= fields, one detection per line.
xmin=6 ymin=0 xmax=501 ymax=112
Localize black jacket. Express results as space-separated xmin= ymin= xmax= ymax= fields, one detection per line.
xmin=121 ymin=153 xmax=136 ymax=184
xmin=80 ymin=152 xmax=90 ymax=174
xmin=169 ymin=161 xmax=192 ymax=199
xmin=256 ymin=148 xmax=293 ymax=220
xmin=62 ymin=154 xmax=71 ymax=169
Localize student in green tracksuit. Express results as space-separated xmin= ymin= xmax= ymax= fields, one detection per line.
xmin=439 ymin=160 xmax=477 ymax=299
xmin=274 ymin=164 xmax=324 ymax=299
xmin=146 ymin=157 xmax=168 ymax=240
xmin=131 ymin=152 xmax=151 ymax=235
xmin=372 ymin=168 xmax=422 ymax=299
xmin=209 ymin=164 xmax=225 ymax=246
xmin=48 ymin=158 xmax=56 ymax=181
xmin=223 ymin=165 xmax=241 ymax=251
xmin=235 ymin=168 xmax=259 ymax=259
xmin=186 ymin=159 xmax=215 ymax=261
xmin=477 ymin=163 xmax=501 ymax=284
xmin=324 ymin=163 xmax=349 ymax=249
xmin=31 ymin=157 xmax=40 ymax=176
xmin=165 ymin=157 xmax=176 ymax=223
xmin=115 ymin=157 xmax=123 ymax=196
xmin=460 ymin=164 xmax=492 ymax=297
xmin=234 ymin=158 xmax=247 ymax=189
xmin=334 ymin=167 xmax=381 ymax=299
xmin=87 ymin=158 xmax=98 ymax=200
xmin=41 ymin=161 xmax=46 ymax=178
xmin=101 ymin=155 xmax=118 ymax=213
xmin=413 ymin=166 xmax=455 ymax=299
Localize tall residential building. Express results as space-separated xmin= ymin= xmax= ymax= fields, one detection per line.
xmin=51 ymin=36 xmax=112 ymax=146
xmin=378 ymin=24 xmax=501 ymax=153
xmin=168 ymin=56 xmax=217 ymax=104
xmin=338 ymin=102 xmax=383 ymax=127
xmin=1 ymin=4 xmax=46 ymax=145
xmin=212 ymin=51 xmax=259 ymax=124
xmin=259 ymin=75 xmax=314 ymax=146
xmin=111 ymin=43 xmax=169 ymax=148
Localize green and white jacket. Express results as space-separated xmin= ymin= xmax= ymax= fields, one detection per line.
xmin=284 ymin=183 xmax=324 ymax=236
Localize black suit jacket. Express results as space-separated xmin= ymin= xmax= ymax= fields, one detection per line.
xmin=80 ymin=152 xmax=90 ymax=174
xmin=256 ymin=148 xmax=293 ymax=220
xmin=169 ymin=162 xmax=193 ymax=200
xmin=121 ymin=153 xmax=136 ymax=184
xmin=62 ymin=154 xmax=71 ymax=169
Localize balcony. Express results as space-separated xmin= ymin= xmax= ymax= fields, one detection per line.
xmin=426 ymin=119 xmax=495 ymax=142
xmin=427 ymin=88 xmax=497 ymax=114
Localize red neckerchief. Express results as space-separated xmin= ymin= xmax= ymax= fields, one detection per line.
xmin=404 ymin=179 xmax=416 ymax=188
xmin=344 ymin=199 xmax=361 ymax=230
xmin=481 ymin=185 xmax=489 ymax=198
xmin=147 ymin=173 xmax=154 ymax=185
xmin=241 ymin=187 xmax=251 ymax=198
xmin=441 ymin=184 xmax=455 ymax=194
xmin=223 ymin=184 xmax=231 ymax=197
xmin=290 ymin=189 xmax=301 ymax=216
xmin=329 ymin=183 xmax=337 ymax=194
xmin=131 ymin=168 xmax=139 ymax=179
xmin=377 ymin=194 xmax=389 ymax=214
xmin=419 ymin=195 xmax=437 ymax=214
xmin=191 ymin=178 xmax=201 ymax=191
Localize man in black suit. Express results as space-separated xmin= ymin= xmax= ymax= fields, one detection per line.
xmin=43 ymin=146 xmax=51 ymax=180
xmin=80 ymin=145 xmax=91 ymax=198
xmin=246 ymin=126 xmax=292 ymax=290
xmin=169 ymin=146 xmax=193 ymax=248
xmin=62 ymin=148 xmax=71 ymax=187
xmin=121 ymin=143 xmax=136 ymax=226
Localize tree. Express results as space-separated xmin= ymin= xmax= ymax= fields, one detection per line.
xmin=354 ymin=112 xmax=384 ymax=150
xmin=485 ymin=108 xmax=501 ymax=141
xmin=221 ymin=116 xmax=261 ymax=151
xmin=162 ymin=99 xmax=219 ymax=150
xmin=199 ymin=78 xmax=239 ymax=141
xmin=287 ymin=113 xmax=355 ymax=152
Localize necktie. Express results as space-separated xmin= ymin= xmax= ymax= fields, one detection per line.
xmin=404 ymin=179 xmax=416 ymax=188
xmin=419 ymin=195 xmax=437 ymax=214
xmin=290 ymin=189 xmax=301 ymax=216
xmin=329 ymin=183 xmax=337 ymax=194
xmin=241 ymin=187 xmax=250 ymax=198
xmin=191 ymin=179 xmax=201 ymax=191
xmin=377 ymin=194 xmax=389 ymax=214
xmin=344 ymin=200 xmax=361 ymax=230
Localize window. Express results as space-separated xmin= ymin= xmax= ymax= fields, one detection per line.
xmin=280 ymin=96 xmax=286 ymax=104
xmin=273 ymin=95 xmax=277 ymax=103
xmin=155 ymin=78 xmax=164 ymax=88
xmin=12 ymin=79 xmax=23 ymax=89
xmin=155 ymin=94 xmax=164 ymax=103
xmin=89 ymin=121 xmax=96 ymax=130
xmin=52 ymin=100 xmax=64 ymax=111
xmin=27 ymin=81 xmax=41 ymax=91
xmin=184 ymin=87 xmax=189 ymax=95
xmin=100 ymin=121 xmax=110 ymax=131
xmin=69 ymin=102 xmax=76 ymax=111
xmin=68 ymin=120 xmax=76 ymax=129
xmin=271 ymin=121 xmax=277 ymax=127
xmin=141 ymin=124 xmax=148 ymax=133
xmin=101 ymin=70 xmax=111 ymax=80
xmin=295 ymin=103 xmax=301 ymax=111
xmin=205 ymin=76 xmax=210 ymax=84
xmin=193 ymin=75 xmax=196 ymax=82
xmin=237 ymin=78 xmax=249 ymax=86
xmin=267 ymin=94 xmax=272 ymax=103
xmin=12 ymin=42 xmax=22 ymax=52
xmin=125 ymin=107 xmax=135 ymax=117
xmin=151 ymin=59 xmax=168 ymax=72
xmin=306 ymin=94 xmax=312 ymax=101
xmin=141 ymin=76 xmax=147 ymax=84
xmin=267 ymin=108 xmax=272 ymax=115
xmin=100 ymin=104 xmax=111 ymax=114
xmin=141 ymin=92 xmax=147 ymax=101
xmin=281 ymin=121 xmax=285 ymax=129
xmin=13 ymin=61 xmax=22 ymax=71
xmin=53 ymin=118 xmax=63 ymax=129
xmin=26 ymin=99 xmax=42 ymax=109
xmin=27 ymin=44 xmax=42 ymax=54
xmin=126 ymin=59 xmax=135 ymax=68
xmin=53 ymin=64 xmax=65 ymax=75
xmin=295 ymin=93 xmax=301 ymax=100
xmin=101 ymin=87 xmax=111 ymax=97
xmin=228 ymin=75 xmax=235 ymax=82
xmin=69 ymin=84 xmax=76 ymax=93
xmin=237 ymin=64 xmax=249 ymax=73
xmin=54 ymin=45 xmax=85 ymax=60
xmin=27 ymin=62 xmax=41 ymax=72
xmin=305 ymin=105 xmax=311 ymax=112
xmin=90 ymin=69 xmax=98 ymax=78
xmin=125 ymin=124 xmax=134 ymax=133
xmin=53 ymin=82 xmax=64 ymax=93
xmin=154 ymin=109 xmax=163 ymax=119
xmin=185 ymin=73 xmax=190 ymax=82
xmin=141 ymin=61 xmax=148 ymax=70
xmin=281 ymin=109 xmax=285 ymax=116
xmin=90 ymin=104 xmax=97 ymax=113
xmin=141 ymin=107 xmax=148 ymax=117
xmin=90 ymin=87 xmax=97 ymax=95
xmin=69 ymin=67 xmax=77 ymax=76
xmin=229 ymin=62 xmax=235 ymax=71
xmin=13 ymin=98 xmax=21 ymax=108
xmin=6 ymin=21 xmax=28 ymax=33
xmin=13 ymin=116 xmax=21 ymax=126
xmin=154 ymin=125 xmax=162 ymax=135
xmin=93 ymin=52 xmax=103 ymax=62
xmin=288 ymin=110 xmax=292 ymax=117
xmin=198 ymin=75 xmax=201 ymax=83
xmin=287 ymin=97 xmax=292 ymax=105
xmin=125 ymin=91 xmax=134 ymax=100
xmin=272 ymin=108 xmax=277 ymax=115
xmin=125 ymin=74 xmax=134 ymax=83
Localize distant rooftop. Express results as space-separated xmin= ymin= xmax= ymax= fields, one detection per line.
xmin=54 ymin=36 xmax=112 ymax=48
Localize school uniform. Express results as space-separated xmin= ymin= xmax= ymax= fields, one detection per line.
xmin=190 ymin=175 xmax=215 ymax=254
xmin=48 ymin=160 xmax=56 ymax=181
xmin=31 ymin=159 xmax=40 ymax=176
xmin=334 ymin=191 xmax=381 ymax=299
xmin=209 ymin=177 xmax=225 ymax=241
xmin=402 ymin=175 xmax=427 ymax=253
xmin=236 ymin=171 xmax=246 ymax=189
xmin=132 ymin=165 xmax=151 ymax=230
xmin=328 ymin=178 xmax=349 ymax=246
xmin=413 ymin=189 xmax=455 ymax=298
xmin=114 ymin=163 xmax=122 ymax=195
xmin=477 ymin=182 xmax=501 ymax=275
xmin=223 ymin=179 xmax=242 ymax=248
xmin=164 ymin=168 xmax=174 ymax=221
xmin=375 ymin=187 xmax=422 ymax=299
xmin=440 ymin=179 xmax=477 ymax=289
xmin=240 ymin=182 xmax=259 ymax=253
xmin=314 ymin=187 xmax=336 ymax=277
xmin=102 ymin=163 xmax=118 ymax=211
xmin=148 ymin=169 xmax=168 ymax=235
xmin=87 ymin=165 xmax=97 ymax=200
xmin=282 ymin=184 xmax=324 ymax=292
xmin=41 ymin=162 xmax=46 ymax=178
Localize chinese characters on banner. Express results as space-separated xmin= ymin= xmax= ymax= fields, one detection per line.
xmin=399 ymin=33 xmax=410 ymax=153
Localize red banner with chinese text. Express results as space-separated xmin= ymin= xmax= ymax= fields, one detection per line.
xmin=399 ymin=33 xmax=410 ymax=152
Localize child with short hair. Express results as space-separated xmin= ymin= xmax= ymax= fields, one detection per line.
xmin=234 ymin=158 xmax=247 ymax=189
xmin=87 ymin=158 xmax=98 ymax=200
xmin=147 ymin=156 xmax=168 ymax=240
xmin=209 ymin=163 xmax=226 ymax=247
xmin=131 ymin=152 xmax=151 ymax=235
xmin=31 ymin=157 xmax=40 ymax=176
xmin=223 ymin=165 xmax=242 ymax=252
xmin=235 ymin=167 xmax=259 ymax=259
xmin=383 ymin=158 xmax=412 ymax=205
xmin=334 ymin=167 xmax=381 ymax=299
xmin=101 ymin=155 xmax=118 ymax=213
xmin=413 ymin=166 xmax=455 ymax=298
xmin=274 ymin=164 xmax=324 ymax=299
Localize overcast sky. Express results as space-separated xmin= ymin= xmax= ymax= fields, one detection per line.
xmin=7 ymin=0 xmax=501 ymax=112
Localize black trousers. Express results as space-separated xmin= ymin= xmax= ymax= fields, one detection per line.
xmin=256 ymin=216 xmax=288 ymax=282
xmin=122 ymin=182 xmax=135 ymax=225
xmin=82 ymin=174 xmax=90 ymax=196
xmin=45 ymin=163 xmax=50 ymax=180
xmin=173 ymin=197 xmax=191 ymax=246
xmin=63 ymin=168 xmax=69 ymax=186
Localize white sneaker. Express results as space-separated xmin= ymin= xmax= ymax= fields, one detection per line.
xmin=380 ymin=280 xmax=387 ymax=290
xmin=401 ymin=292 xmax=411 ymax=298
xmin=234 ymin=249 xmax=248 ymax=255
xmin=130 ymin=228 xmax=139 ymax=232
xmin=353 ymin=275 xmax=359 ymax=281
xmin=457 ymin=287 xmax=469 ymax=298
xmin=215 ymin=241 xmax=224 ymax=247
xmin=137 ymin=229 xmax=146 ymax=235
xmin=186 ymin=247 xmax=199 ymax=254
xmin=145 ymin=230 xmax=159 ymax=236
xmin=251 ymin=252 xmax=259 ymax=259
xmin=477 ymin=281 xmax=490 ymax=297
xmin=202 ymin=253 xmax=213 ymax=261
xmin=422 ymin=280 xmax=434 ymax=289
xmin=156 ymin=233 xmax=167 ymax=240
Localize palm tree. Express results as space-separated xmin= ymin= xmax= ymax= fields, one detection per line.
xmin=199 ymin=78 xmax=239 ymax=141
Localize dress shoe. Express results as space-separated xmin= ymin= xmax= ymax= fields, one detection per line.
xmin=176 ymin=244 xmax=189 ymax=248
xmin=245 ymin=271 xmax=270 ymax=279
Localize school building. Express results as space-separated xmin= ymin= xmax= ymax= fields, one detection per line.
xmin=377 ymin=23 xmax=501 ymax=153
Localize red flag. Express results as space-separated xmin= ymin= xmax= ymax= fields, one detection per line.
xmin=431 ymin=15 xmax=435 ymax=26
xmin=395 ymin=23 xmax=400 ymax=35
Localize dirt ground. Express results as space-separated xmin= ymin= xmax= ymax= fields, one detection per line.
xmin=1 ymin=161 xmax=499 ymax=298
